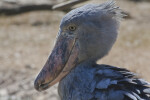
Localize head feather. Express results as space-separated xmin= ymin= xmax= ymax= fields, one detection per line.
xmin=61 ymin=0 xmax=126 ymax=26
xmin=99 ymin=0 xmax=126 ymax=20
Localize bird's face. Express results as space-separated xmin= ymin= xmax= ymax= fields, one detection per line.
xmin=34 ymin=3 xmax=122 ymax=91
xmin=34 ymin=21 xmax=80 ymax=91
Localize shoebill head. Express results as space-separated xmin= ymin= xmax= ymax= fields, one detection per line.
xmin=34 ymin=1 xmax=125 ymax=91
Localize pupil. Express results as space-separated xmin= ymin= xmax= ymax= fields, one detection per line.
xmin=71 ymin=27 xmax=73 ymax=30
xmin=70 ymin=26 xmax=75 ymax=30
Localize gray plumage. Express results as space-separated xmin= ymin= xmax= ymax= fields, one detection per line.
xmin=56 ymin=1 xmax=150 ymax=100
xmin=59 ymin=64 xmax=150 ymax=100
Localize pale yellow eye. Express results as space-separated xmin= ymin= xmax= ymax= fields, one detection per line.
xmin=69 ymin=26 xmax=76 ymax=31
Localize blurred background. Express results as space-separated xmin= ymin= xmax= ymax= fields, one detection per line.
xmin=0 ymin=0 xmax=150 ymax=100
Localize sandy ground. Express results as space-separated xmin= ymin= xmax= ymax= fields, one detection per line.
xmin=0 ymin=0 xmax=150 ymax=100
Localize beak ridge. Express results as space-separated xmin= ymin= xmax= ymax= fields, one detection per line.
xmin=34 ymin=35 xmax=79 ymax=91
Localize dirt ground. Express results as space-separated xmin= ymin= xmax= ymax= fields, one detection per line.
xmin=0 ymin=0 xmax=150 ymax=100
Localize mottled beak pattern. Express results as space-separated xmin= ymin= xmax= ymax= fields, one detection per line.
xmin=34 ymin=35 xmax=79 ymax=91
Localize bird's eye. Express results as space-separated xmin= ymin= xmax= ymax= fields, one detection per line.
xmin=69 ymin=26 xmax=76 ymax=31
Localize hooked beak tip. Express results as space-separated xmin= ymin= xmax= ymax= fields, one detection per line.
xmin=34 ymin=80 xmax=46 ymax=92
xmin=34 ymin=77 xmax=44 ymax=92
xmin=34 ymin=78 xmax=41 ymax=91
xmin=34 ymin=72 xmax=52 ymax=92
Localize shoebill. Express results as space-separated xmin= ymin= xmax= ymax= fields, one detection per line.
xmin=34 ymin=1 xmax=150 ymax=100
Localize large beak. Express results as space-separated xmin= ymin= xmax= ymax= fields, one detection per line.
xmin=34 ymin=34 xmax=79 ymax=91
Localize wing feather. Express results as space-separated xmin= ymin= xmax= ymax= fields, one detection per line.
xmin=92 ymin=64 xmax=150 ymax=100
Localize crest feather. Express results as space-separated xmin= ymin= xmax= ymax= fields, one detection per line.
xmin=100 ymin=0 xmax=126 ymax=20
